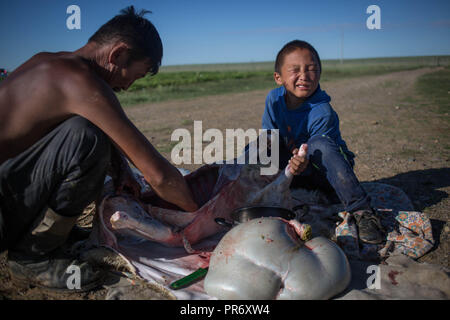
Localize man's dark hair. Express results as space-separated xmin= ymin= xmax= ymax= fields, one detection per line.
xmin=274 ymin=40 xmax=321 ymax=74
xmin=89 ymin=6 xmax=163 ymax=75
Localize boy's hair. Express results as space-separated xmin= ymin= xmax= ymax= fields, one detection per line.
xmin=274 ymin=40 xmax=321 ymax=74
xmin=89 ymin=6 xmax=163 ymax=75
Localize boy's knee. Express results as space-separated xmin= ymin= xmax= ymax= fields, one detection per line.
xmin=307 ymin=135 xmax=336 ymax=156
xmin=306 ymin=135 xmax=354 ymax=168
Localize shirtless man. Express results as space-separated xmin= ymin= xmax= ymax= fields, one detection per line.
xmin=0 ymin=6 xmax=198 ymax=291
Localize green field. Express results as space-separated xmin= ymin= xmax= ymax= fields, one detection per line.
xmin=117 ymin=55 xmax=450 ymax=107
xmin=416 ymin=66 xmax=450 ymax=116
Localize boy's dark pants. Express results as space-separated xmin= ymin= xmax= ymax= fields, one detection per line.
xmin=285 ymin=135 xmax=371 ymax=212
xmin=0 ymin=116 xmax=111 ymax=253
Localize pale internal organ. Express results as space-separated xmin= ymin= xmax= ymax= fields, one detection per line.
xmin=204 ymin=217 xmax=351 ymax=300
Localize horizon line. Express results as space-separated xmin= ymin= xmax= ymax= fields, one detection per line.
xmin=2 ymin=54 xmax=449 ymax=72
xmin=160 ymin=54 xmax=450 ymax=68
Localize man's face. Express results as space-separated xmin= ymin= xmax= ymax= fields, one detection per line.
xmin=274 ymin=48 xmax=321 ymax=108
xmin=111 ymin=57 xmax=152 ymax=92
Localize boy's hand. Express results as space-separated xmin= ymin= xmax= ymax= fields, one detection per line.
xmin=288 ymin=145 xmax=309 ymax=175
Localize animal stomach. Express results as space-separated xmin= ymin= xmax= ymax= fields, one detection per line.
xmin=203 ymin=217 xmax=351 ymax=300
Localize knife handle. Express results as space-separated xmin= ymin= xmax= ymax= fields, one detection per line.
xmin=170 ymin=267 xmax=208 ymax=290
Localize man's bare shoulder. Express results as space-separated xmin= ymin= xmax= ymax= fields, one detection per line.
xmin=5 ymin=53 xmax=101 ymax=98
xmin=17 ymin=52 xmax=100 ymax=87
xmin=38 ymin=53 xmax=103 ymax=87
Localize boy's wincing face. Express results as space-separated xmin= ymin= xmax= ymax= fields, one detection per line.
xmin=274 ymin=48 xmax=321 ymax=109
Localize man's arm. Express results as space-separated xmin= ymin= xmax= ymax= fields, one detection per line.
xmin=64 ymin=70 xmax=198 ymax=212
xmin=109 ymin=143 xmax=142 ymax=197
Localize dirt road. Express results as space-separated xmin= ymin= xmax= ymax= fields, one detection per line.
xmin=1 ymin=67 xmax=448 ymax=299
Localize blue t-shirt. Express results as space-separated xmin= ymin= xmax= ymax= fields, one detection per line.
xmin=262 ymin=85 xmax=354 ymax=166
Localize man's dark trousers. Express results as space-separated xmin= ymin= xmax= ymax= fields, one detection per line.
xmin=0 ymin=116 xmax=111 ymax=252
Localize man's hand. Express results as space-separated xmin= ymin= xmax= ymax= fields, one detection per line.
xmin=116 ymin=163 xmax=142 ymax=198
xmin=110 ymin=145 xmax=141 ymax=198
xmin=288 ymin=144 xmax=309 ymax=175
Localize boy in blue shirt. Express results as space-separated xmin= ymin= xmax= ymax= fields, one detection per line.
xmin=262 ymin=40 xmax=384 ymax=244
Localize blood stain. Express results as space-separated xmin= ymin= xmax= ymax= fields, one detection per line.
xmin=388 ymin=270 xmax=402 ymax=285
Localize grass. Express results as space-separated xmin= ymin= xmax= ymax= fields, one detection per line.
xmin=155 ymin=141 xmax=180 ymax=153
xmin=181 ymin=119 xmax=194 ymax=126
xmin=409 ymin=66 xmax=450 ymax=152
xmin=415 ymin=66 xmax=450 ymax=115
xmin=115 ymin=55 xmax=450 ymax=107
xmin=118 ymin=74 xmax=275 ymax=106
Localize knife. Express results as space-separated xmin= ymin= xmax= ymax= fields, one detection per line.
xmin=169 ymin=267 xmax=209 ymax=290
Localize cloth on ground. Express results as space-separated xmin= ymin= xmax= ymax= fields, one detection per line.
xmin=336 ymin=254 xmax=449 ymax=299
xmin=78 ymin=165 xmax=442 ymax=300
xmin=295 ymin=182 xmax=435 ymax=261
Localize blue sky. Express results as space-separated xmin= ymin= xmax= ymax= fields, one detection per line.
xmin=1 ymin=0 xmax=449 ymax=71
